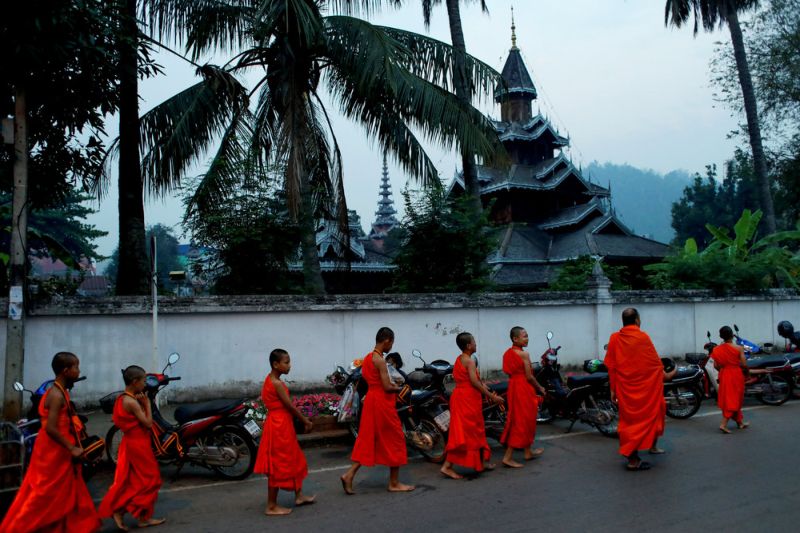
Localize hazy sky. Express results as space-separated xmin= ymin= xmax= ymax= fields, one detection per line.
xmin=86 ymin=0 xmax=741 ymax=257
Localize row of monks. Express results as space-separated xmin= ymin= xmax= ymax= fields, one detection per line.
xmin=0 ymin=308 xmax=750 ymax=530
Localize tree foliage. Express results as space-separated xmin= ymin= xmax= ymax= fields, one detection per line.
xmin=671 ymin=150 xmax=760 ymax=248
xmin=390 ymin=187 xmax=496 ymax=293
xmin=548 ymin=257 xmax=631 ymax=291
xmin=105 ymin=224 xmax=182 ymax=291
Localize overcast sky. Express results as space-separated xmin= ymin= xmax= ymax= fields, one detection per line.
xmin=86 ymin=0 xmax=741 ymax=257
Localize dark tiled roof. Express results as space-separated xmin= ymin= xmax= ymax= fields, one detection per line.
xmin=591 ymin=234 xmax=670 ymax=259
xmin=495 ymin=225 xmax=551 ymax=261
xmin=492 ymin=264 xmax=558 ymax=287
xmin=538 ymin=201 xmax=603 ymax=230
xmin=495 ymin=49 xmax=537 ymax=101
xmin=493 ymin=116 xmax=568 ymax=146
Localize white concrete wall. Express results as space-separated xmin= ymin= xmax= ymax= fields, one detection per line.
xmin=3 ymin=293 xmax=800 ymax=405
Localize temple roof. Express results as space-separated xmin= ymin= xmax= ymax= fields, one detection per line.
xmin=474 ymin=155 xmax=609 ymax=197
xmin=495 ymin=48 xmax=537 ymax=102
xmin=493 ymin=115 xmax=568 ymax=146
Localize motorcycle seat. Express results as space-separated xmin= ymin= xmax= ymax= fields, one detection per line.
xmin=174 ymin=399 xmax=243 ymax=425
xmin=567 ymin=373 xmax=608 ymax=388
xmin=786 ymin=354 xmax=800 ymax=365
xmin=406 ymin=370 xmax=433 ymax=389
xmin=487 ymin=382 xmax=508 ymax=395
xmin=746 ymin=355 xmax=789 ymax=370
xmin=671 ymin=366 xmax=701 ymax=382
xmin=410 ymin=389 xmax=437 ymax=404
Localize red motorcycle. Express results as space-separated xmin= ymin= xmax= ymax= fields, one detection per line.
xmin=103 ymin=353 xmax=260 ymax=480
xmin=777 ymin=320 xmax=800 ymax=398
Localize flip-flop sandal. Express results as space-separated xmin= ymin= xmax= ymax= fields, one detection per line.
xmin=648 ymin=448 xmax=665 ymax=455
xmin=719 ymin=426 xmax=732 ymax=434
xmin=137 ymin=518 xmax=166 ymax=528
xmin=625 ymin=461 xmax=651 ymax=471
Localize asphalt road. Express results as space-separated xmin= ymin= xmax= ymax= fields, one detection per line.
xmin=80 ymin=398 xmax=800 ymax=533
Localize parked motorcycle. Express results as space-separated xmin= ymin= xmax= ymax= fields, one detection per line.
xmin=733 ymin=324 xmax=763 ymax=356
xmin=335 ymin=350 xmax=450 ymax=462
xmin=662 ymin=360 xmax=704 ymax=420
xmin=13 ymin=376 xmax=103 ymax=479
xmin=104 ymin=353 xmax=259 ymax=480
xmin=776 ymin=320 xmax=800 ymax=398
xmin=702 ymin=334 xmax=793 ymax=406
xmin=533 ymin=332 xmax=618 ymax=437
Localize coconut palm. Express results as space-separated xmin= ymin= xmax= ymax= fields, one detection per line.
xmin=665 ymin=0 xmax=777 ymax=234
xmin=129 ymin=0 xmax=503 ymax=293
xmin=420 ymin=0 xmax=489 ymax=215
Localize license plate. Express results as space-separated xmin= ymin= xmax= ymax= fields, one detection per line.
xmin=434 ymin=410 xmax=451 ymax=432
xmin=244 ymin=419 xmax=262 ymax=437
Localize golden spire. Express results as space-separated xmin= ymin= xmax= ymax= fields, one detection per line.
xmin=511 ymin=6 xmax=518 ymax=50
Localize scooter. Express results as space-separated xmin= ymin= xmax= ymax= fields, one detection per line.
xmin=776 ymin=320 xmax=800 ymax=398
xmin=13 ymin=376 xmax=103 ymax=479
xmin=733 ymin=324 xmax=763 ymax=356
xmin=103 ymin=353 xmax=260 ymax=480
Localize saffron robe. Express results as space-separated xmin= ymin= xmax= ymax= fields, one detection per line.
xmin=98 ymin=393 xmax=162 ymax=520
xmin=0 ymin=387 xmax=100 ymax=533
xmin=605 ymin=325 xmax=666 ymax=457
xmin=253 ymin=377 xmax=308 ymax=489
xmin=351 ymin=352 xmax=407 ymax=467
xmin=500 ymin=347 xmax=540 ymax=449
xmin=712 ymin=342 xmax=746 ymax=422
xmin=445 ymin=356 xmax=491 ymax=470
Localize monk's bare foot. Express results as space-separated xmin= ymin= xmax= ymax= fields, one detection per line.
xmin=719 ymin=425 xmax=732 ymax=434
xmin=483 ymin=462 xmax=497 ymax=471
xmin=524 ymin=447 xmax=544 ymax=460
xmin=440 ymin=466 xmax=463 ymax=480
xmin=113 ymin=512 xmax=129 ymax=532
xmin=340 ymin=475 xmax=355 ymax=495
xmin=295 ymin=494 xmax=316 ymax=506
xmin=265 ymin=505 xmax=292 ymax=516
xmin=137 ymin=518 xmax=165 ymax=528
xmin=502 ymin=459 xmax=524 ymax=468
xmin=738 ymin=421 xmax=750 ymax=429
xmin=648 ymin=447 xmax=665 ymax=454
xmin=387 ymin=482 xmax=415 ymax=492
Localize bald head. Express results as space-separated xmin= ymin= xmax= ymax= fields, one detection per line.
xmin=51 ymin=352 xmax=78 ymax=376
xmin=122 ymin=365 xmax=146 ymax=386
xmin=622 ymin=308 xmax=640 ymax=326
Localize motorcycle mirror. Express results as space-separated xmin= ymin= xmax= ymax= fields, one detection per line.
xmin=707 ymin=330 xmax=711 ymax=338
xmin=734 ymin=324 xmax=739 ymax=333
xmin=13 ymin=382 xmax=24 ymax=392
xmin=168 ymin=352 xmax=180 ymax=365
xmin=412 ymin=349 xmax=422 ymax=359
xmin=546 ymin=331 xmax=553 ymax=340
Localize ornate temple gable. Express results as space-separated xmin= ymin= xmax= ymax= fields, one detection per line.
xmin=538 ymin=199 xmax=605 ymax=231
xmin=316 ymin=221 xmax=367 ymax=262
xmin=478 ymin=155 xmax=605 ymax=198
xmin=493 ymin=114 xmax=569 ymax=147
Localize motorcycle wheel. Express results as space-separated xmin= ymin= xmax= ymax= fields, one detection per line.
xmin=483 ymin=405 xmax=506 ymax=441
xmin=347 ymin=395 xmax=362 ymax=439
xmin=415 ymin=417 xmax=446 ymax=463
xmin=537 ymin=403 xmax=554 ymax=424
xmin=593 ymin=399 xmax=618 ymax=438
xmin=210 ymin=426 xmax=257 ymax=480
xmin=792 ymin=376 xmax=800 ymax=399
xmin=665 ymin=386 xmax=702 ymax=419
xmin=757 ymin=375 xmax=792 ymax=406
xmin=105 ymin=425 xmax=120 ymax=465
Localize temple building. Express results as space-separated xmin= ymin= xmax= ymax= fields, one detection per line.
xmin=448 ymin=19 xmax=669 ymax=289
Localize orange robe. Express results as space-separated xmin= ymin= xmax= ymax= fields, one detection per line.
xmin=98 ymin=393 xmax=162 ymax=520
xmin=253 ymin=377 xmax=308 ymax=490
xmin=712 ymin=343 xmax=745 ymax=422
xmin=605 ymin=325 xmax=666 ymax=457
xmin=500 ymin=347 xmax=540 ymax=449
xmin=0 ymin=387 xmax=100 ymax=533
xmin=445 ymin=356 xmax=490 ymax=470
xmin=351 ymin=352 xmax=407 ymax=467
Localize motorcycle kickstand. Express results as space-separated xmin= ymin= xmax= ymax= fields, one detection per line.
xmin=170 ymin=460 xmax=185 ymax=482
xmin=566 ymin=419 xmax=577 ymax=433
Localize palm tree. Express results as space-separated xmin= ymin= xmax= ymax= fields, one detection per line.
xmin=665 ymin=0 xmax=777 ymax=234
xmin=420 ymin=0 xmax=490 ymax=215
xmin=131 ymin=0 xmax=503 ymax=293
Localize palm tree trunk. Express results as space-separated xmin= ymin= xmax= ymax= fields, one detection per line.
xmin=446 ymin=0 xmax=482 ymax=215
xmin=727 ymin=10 xmax=777 ymax=234
xmin=116 ymin=0 xmax=149 ymax=295
xmin=298 ymin=176 xmax=325 ymax=294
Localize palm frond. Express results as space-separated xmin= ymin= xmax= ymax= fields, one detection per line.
xmin=324 ymin=0 xmax=402 ymax=16
xmin=665 ymin=0 xmax=762 ymax=34
xmin=139 ymin=64 xmax=250 ymax=198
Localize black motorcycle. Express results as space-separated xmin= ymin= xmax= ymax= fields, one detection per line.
xmin=663 ymin=360 xmax=704 ymax=419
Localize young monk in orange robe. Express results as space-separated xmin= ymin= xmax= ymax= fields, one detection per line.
xmin=500 ymin=326 xmax=548 ymax=468
xmin=0 ymin=352 xmax=101 ymax=533
xmin=711 ymin=326 xmax=750 ymax=433
xmin=340 ymin=327 xmax=414 ymax=494
xmin=99 ymin=365 xmax=164 ymax=530
xmin=253 ymin=349 xmax=315 ymax=515
xmin=440 ymin=332 xmax=504 ymax=479
xmin=605 ymin=308 xmax=676 ymax=471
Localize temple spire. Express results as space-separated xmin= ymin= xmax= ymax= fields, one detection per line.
xmin=511 ymin=6 xmax=518 ymax=50
xmin=372 ymin=152 xmax=398 ymax=230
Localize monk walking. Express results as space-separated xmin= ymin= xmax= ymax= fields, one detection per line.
xmin=99 ymin=365 xmax=165 ymax=530
xmin=340 ymin=327 xmax=414 ymax=494
xmin=0 ymin=352 xmax=101 ymax=533
xmin=440 ymin=332 xmax=504 ymax=479
xmin=500 ymin=326 xmax=548 ymax=468
xmin=605 ymin=308 xmax=677 ymax=471
xmin=254 ymin=349 xmax=315 ymax=515
xmin=711 ymin=326 xmax=750 ymax=433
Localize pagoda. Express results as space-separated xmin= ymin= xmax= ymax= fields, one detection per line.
xmin=449 ymin=18 xmax=669 ymax=289
xmin=368 ymin=153 xmax=399 ymax=252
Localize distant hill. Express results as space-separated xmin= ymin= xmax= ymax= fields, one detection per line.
xmin=584 ymin=161 xmax=694 ymax=244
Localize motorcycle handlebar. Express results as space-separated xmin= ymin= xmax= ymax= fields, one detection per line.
xmin=168 ymin=377 xmax=182 ymax=381
xmin=75 ymin=376 xmax=87 ymax=382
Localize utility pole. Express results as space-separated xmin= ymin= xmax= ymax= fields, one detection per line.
xmin=3 ymin=87 xmax=28 ymax=421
